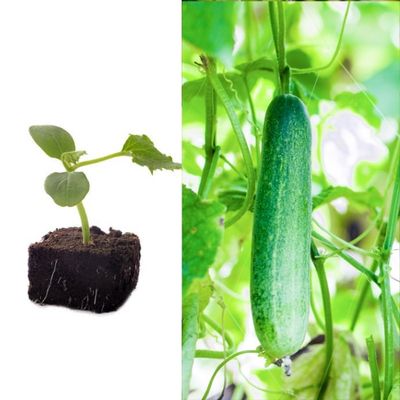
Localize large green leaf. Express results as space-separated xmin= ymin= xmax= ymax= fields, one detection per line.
xmin=335 ymin=91 xmax=381 ymax=129
xmin=182 ymin=2 xmax=235 ymax=66
xmin=182 ymin=186 xmax=225 ymax=295
xmin=45 ymin=171 xmax=90 ymax=207
xmin=312 ymin=186 xmax=383 ymax=210
xmin=182 ymin=141 xmax=203 ymax=177
xmin=122 ymin=134 xmax=181 ymax=173
xmin=279 ymin=333 xmax=360 ymax=399
xmin=182 ymin=293 xmax=199 ymax=400
xmin=29 ymin=125 xmax=75 ymax=159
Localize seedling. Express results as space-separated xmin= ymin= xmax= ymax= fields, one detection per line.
xmin=29 ymin=125 xmax=181 ymax=244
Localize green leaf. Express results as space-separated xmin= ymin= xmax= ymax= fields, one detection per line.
xmin=182 ymin=2 xmax=235 ymax=67
xmin=312 ymin=186 xmax=383 ymax=210
xmin=389 ymin=373 xmax=400 ymax=400
xmin=29 ymin=125 xmax=76 ymax=159
xmin=182 ymin=186 xmax=225 ymax=295
xmin=334 ymin=92 xmax=381 ymax=129
xmin=61 ymin=150 xmax=87 ymax=165
xmin=45 ymin=172 xmax=90 ymax=207
xmin=281 ymin=333 xmax=360 ymax=399
xmin=183 ymin=72 xmax=247 ymax=109
xmin=182 ymin=293 xmax=199 ymax=400
xmin=183 ymin=141 xmax=203 ymax=176
xmin=122 ymin=134 xmax=181 ymax=173
xmin=235 ymin=57 xmax=275 ymax=75
xmin=217 ymin=180 xmax=252 ymax=212
xmin=187 ymin=274 xmax=214 ymax=314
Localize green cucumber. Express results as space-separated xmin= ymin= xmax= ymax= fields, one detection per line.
xmin=251 ymin=94 xmax=312 ymax=360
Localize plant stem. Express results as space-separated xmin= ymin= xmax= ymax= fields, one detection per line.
xmin=201 ymin=349 xmax=259 ymax=400
xmin=310 ymin=285 xmax=325 ymax=331
xmin=71 ymin=151 xmax=130 ymax=171
xmin=199 ymin=74 xmax=218 ymax=199
xmin=277 ymin=0 xmax=287 ymax=73
xmin=313 ymin=218 xmax=377 ymax=258
xmin=292 ymin=0 xmax=351 ymax=75
xmin=76 ymin=202 xmax=90 ymax=244
xmin=311 ymin=241 xmax=334 ymax=400
xmin=202 ymin=55 xmax=256 ymax=227
xmin=366 ymin=335 xmax=381 ymax=400
xmin=312 ymin=231 xmax=379 ymax=284
xmin=379 ymin=154 xmax=400 ymax=399
xmin=219 ymin=154 xmax=247 ymax=181
xmin=350 ymin=225 xmax=386 ymax=331
xmin=195 ymin=314 xmax=235 ymax=359
xmin=244 ymin=76 xmax=261 ymax=176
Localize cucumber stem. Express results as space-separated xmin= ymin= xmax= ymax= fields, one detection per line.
xmin=76 ymin=202 xmax=91 ymax=244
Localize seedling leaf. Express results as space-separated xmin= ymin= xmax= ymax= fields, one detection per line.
xmin=29 ymin=125 xmax=76 ymax=159
xmin=122 ymin=134 xmax=181 ymax=173
xmin=45 ymin=171 xmax=90 ymax=207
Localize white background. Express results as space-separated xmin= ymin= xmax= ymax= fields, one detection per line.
xmin=0 ymin=1 xmax=181 ymax=398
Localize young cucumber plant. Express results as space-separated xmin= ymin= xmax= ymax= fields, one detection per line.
xmin=29 ymin=125 xmax=180 ymax=244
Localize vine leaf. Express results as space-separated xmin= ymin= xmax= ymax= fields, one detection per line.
xmin=29 ymin=125 xmax=76 ymax=159
xmin=312 ymin=186 xmax=383 ymax=210
xmin=122 ymin=134 xmax=181 ymax=173
xmin=45 ymin=171 xmax=90 ymax=207
xmin=182 ymin=186 xmax=225 ymax=295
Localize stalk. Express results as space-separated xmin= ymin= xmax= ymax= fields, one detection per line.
xmin=366 ymin=335 xmax=381 ymax=400
xmin=311 ymin=241 xmax=334 ymax=399
xmin=202 ymin=56 xmax=256 ymax=227
xmin=76 ymin=202 xmax=90 ymax=244
xmin=380 ymin=154 xmax=400 ymax=399
xmin=70 ymin=151 xmax=130 ymax=171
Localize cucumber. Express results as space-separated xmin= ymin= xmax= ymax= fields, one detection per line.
xmin=251 ymin=94 xmax=312 ymax=360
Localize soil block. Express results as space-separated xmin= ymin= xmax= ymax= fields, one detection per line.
xmin=28 ymin=226 xmax=141 ymax=313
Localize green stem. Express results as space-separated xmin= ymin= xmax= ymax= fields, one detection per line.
xmin=380 ymin=154 xmax=400 ymax=399
xmin=366 ymin=335 xmax=381 ymax=400
xmin=195 ymin=314 xmax=235 ymax=359
xmin=70 ymin=151 xmax=130 ymax=171
xmin=219 ymin=154 xmax=247 ymax=181
xmin=292 ymin=0 xmax=351 ymax=75
xmin=198 ymin=147 xmax=220 ymax=199
xmin=76 ymin=202 xmax=90 ymax=244
xmin=244 ymin=2 xmax=254 ymax=61
xmin=277 ymin=0 xmax=287 ymax=73
xmin=312 ymin=231 xmax=379 ymax=284
xmin=244 ymin=76 xmax=261 ymax=176
xmin=313 ymin=218 xmax=377 ymax=258
xmin=202 ymin=56 xmax=256 ymax=227
xmin=350 ymin=224 xmax=386 ymax=331
xmin=201 ymin=349 xmax=259 ymax=400
xmin=311 ymin=285 xmax=325 ymax=331
xmin=199 ymin=72 xmax=218 ymax=199
xmin=311 ymin=241 xmax=334 ymax=400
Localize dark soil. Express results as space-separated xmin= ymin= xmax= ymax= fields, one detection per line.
xmin=28 ymin=226 xmax=141 ymax=313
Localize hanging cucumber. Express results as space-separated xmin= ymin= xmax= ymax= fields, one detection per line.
xmin=251 ymin=94 xmax=312 ymax=361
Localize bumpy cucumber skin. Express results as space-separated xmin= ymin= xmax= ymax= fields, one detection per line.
xmin=251 ymin=94 xmax=312 ymax=360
